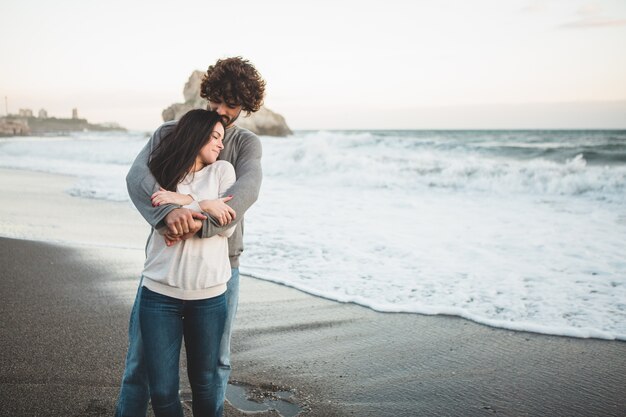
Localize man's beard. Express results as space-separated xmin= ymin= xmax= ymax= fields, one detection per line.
xmin=222 ymin=110 xmax=242 ymax=128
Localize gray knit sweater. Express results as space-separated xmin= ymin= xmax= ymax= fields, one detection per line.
xmin=126 ymin=120 xmax=263 ymax=268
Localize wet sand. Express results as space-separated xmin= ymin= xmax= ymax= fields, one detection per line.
xmin=1 ymin=237 xmax=625 ymax=417
xmin=0 ymin=168 xmax=625 ymax=416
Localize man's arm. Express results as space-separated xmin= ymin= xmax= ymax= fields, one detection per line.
xmin=200 ymin=131 xmax=263 ymax=238
xmin=126 ymin=122 xmax=183 ymax=229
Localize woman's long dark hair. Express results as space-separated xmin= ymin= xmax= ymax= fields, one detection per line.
xmin=149 ymin=109 xmax=223 ymax=191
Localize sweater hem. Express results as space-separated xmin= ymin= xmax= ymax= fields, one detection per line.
xmin=142 ymin=278 xmax=227 ymax=300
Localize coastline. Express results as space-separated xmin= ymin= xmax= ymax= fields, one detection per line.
xmin=0 ymin=168 xmax=148 ymax=250
xmin=0 ymin=167 xmax=625 ymax=416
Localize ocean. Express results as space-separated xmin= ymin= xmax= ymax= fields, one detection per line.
xmin=1 ymin=129 xmax=625 ymax=340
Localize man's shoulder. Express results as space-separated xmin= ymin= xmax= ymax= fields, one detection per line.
xmin=229 ymin=126 xmax=261 ymax=154
xmin=148 ymin=120 xmax=177 ymax=143
xmin=230 ymin=125 xmax=259 ymax=141
xmin=156 ymin=120 xmax=177 ymax=134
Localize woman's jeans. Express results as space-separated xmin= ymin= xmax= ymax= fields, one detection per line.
xmin=139 ymin=287 xmax=226 ymax=417
xmin=115 ymin=268 xmax=240 ymax=417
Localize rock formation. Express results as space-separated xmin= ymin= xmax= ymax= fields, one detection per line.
xmin=162 ymin=70 xmax=292 ymax=137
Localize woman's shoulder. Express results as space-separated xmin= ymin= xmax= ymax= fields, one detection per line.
xmin=192 ymin=160 xmax=234 ymax=179
xmin=201 ymin=161 xmax=235 ymax=182
xmin=211 ymin=160 xmax=235 ymax=172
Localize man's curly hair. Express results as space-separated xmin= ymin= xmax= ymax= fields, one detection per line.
xmin=200 ymin=57 xmax=266 ymax=113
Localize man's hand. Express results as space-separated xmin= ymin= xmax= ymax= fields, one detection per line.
xmin=164 ymin=233 xmax=181 ymax=247
xmin=165 ymin=208 xmax=207 ymax=236
xmin=164 ymin=218 xmax=203 ymax=246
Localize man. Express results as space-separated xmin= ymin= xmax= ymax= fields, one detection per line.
xmin=115 ymin=56 xmax=265 ymax=417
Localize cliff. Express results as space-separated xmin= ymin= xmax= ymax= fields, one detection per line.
xmin=162 ymin=70 xmax=292 ymax=137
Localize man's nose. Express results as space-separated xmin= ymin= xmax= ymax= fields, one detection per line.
xmin=215 ymin=103 xmax=226 ymax=115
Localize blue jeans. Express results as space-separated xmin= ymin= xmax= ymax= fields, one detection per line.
xmin=139 ymin=287 xmax=226 ymax=417
xmin=115 ymin=269 xmax=240 ymax=417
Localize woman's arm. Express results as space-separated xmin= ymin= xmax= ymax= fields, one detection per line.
xmin=198 ymin=196 xmax=235 ymax=226
xmin=151 ymin=187 xmax=194 ymax=207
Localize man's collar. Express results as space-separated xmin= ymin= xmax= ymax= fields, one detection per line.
xmin=224 ymin=123 xmax=237 ymax=140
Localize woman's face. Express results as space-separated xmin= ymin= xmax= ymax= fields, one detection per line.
xmin=197 ymin=123 xmax=225 ymax=166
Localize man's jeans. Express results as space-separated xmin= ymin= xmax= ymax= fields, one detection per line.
xmin=139 ymin=287 xmax=226 ymax=417
xmin=115 ymin=269 xmax=240 ymax=417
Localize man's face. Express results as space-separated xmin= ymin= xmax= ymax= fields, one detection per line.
xmin=208 ymin=97 xmax=243 ymax=128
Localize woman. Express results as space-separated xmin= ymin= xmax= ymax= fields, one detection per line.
xmin=138 ymin=109 xmax=236 ymax=417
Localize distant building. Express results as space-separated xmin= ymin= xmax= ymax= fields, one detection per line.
xmin=18 ymin=109 xmax=33 ymax=117
xmin=72 ymin=108 xmax=78 ymax=119
xmin=38 ymin=109 xmax=48 ymax=118
xmin=0 ymin=118 xmax=30 ymax=136
xmin=100 ymin=122 xmax=122 ymax=129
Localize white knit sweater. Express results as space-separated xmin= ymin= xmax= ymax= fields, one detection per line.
xmin=142 ymin=160 xmax=236 ymax=300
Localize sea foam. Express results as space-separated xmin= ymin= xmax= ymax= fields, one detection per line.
xmin=1 ymin=129 xmax=625 ymax=340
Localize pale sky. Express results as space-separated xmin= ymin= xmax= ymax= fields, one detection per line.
xmin=1 ymin=0 xmax=625 ymax=130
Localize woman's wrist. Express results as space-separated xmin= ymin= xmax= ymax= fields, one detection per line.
xmin=179 ymin=193 xmax=194 ymax=205
xmin=198 ymin=199 xmax=217 ymax=212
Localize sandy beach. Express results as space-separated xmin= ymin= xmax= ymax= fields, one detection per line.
xmin=0 ymin=167 xmax=625 ymax=417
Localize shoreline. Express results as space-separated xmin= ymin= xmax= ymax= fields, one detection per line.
xmin=240 ymin=271 xmax=625 ymax=342
xmin=0 ymin=167 xmax=148 ymax=250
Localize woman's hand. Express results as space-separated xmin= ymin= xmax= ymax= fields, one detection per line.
xmin=151 ymin=187 xmax=193 ymax=207
xmin=199 ymin=196 xmax=236 ymax=226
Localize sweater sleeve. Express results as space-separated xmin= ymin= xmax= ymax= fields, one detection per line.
xmin=216 ymin=161 xmax=237 ymax=238
xmin=125 ymin=122 xmax=178 ymax=229
xmin=200 ymin=131 xmax=263 ymax=238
